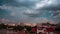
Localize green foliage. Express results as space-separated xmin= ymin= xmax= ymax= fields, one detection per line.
xmin=13 ymin=25 xmax=24 ymax=31
xmin=0 ymin=23 xmax=7 ymax=29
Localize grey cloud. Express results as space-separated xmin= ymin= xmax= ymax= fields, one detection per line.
xmin=0 ymin=0 xmax=40 ymax=9
xmin=37 ymin=0 xmax=60 ymax=10
xmin=0 ymin=0 xmax=60 ymax=23
xmin=0 ymin=5 xmax=36 ymax=22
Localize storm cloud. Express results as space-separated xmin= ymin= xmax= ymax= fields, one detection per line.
xmin=0 ymin=0 xmax=60 ymax=23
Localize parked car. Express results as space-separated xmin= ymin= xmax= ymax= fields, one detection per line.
xmin=37 ymin=27 xmax=46 ymax=34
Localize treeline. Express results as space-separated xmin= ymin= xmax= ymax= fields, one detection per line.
xmin=0 ymin=23 xmax=32 ymax=32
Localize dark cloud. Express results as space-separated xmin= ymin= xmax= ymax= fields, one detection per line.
xmin=0 ymin=0 xmax=60 ymax=23
xmin=0 ymin=0 xmax=40 ymax=8
xmin=24 ymin=13 xmax=41 ymax=17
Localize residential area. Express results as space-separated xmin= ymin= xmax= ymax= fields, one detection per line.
xmin=0 ymin=22 xmax=60 ymax=34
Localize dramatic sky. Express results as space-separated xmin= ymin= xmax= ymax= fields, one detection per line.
xmin=0 ymin=0 xmax=60 ymax=23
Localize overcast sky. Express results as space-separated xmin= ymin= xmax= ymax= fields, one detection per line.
xmin=0 ymin=0 xmax=60 ymax=23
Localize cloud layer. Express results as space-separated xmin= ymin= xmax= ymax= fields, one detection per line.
xmin=0 ymin=0 xmax=60 ymax=23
